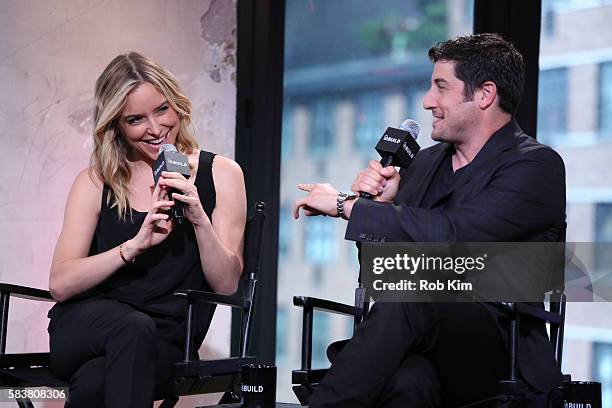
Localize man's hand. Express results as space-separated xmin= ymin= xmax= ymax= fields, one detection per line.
xmin=351 ymin=160 xmax=401 ymax=202
xmin=293 ymin=183 xmax=339 ymax=219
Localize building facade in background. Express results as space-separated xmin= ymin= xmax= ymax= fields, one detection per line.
xmin=540 ymin=1 xmax=612 ymax=406
xmin=277 ymin=0 xmax=612 ymax=403
xmin=277 ymin=0 xmax=471 ymax=402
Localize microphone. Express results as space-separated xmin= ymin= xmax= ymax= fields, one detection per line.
xmin=360 ymin=119 xmax=421 ymax=199
xmin=152 ymin=144 xmax=191 ymax=225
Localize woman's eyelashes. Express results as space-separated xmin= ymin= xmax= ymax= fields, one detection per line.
xmin=124 ymin=103 xmax=169 ymax=126
xmin=126 ymin=116 xmax=143 ymax=125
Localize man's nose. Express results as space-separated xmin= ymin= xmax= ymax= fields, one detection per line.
xmin=422 ymin=89 xmax=435 ymax=110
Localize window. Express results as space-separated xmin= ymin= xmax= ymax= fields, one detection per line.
xmin=282 ymin=104 xmax=295 ymax=162
xmin=278 ymin=205 xmax=292 ymax=259
xmin=537 ymin=68 xmax=568 ymax=145
xmin=596 ymin=204 xmax=612 ymax=243
xmin=595 ymin=203 xmax=612 ymax=272
xmin=600 ymin=62 xmax=612 ymax=140
xmin=593 ymin=342 xmax=612 ymax=407
xmin=312 ymin=313 xmax=330 ymax=368
xmin=309 ymin=98 xmax=334 ymax=156
xmin=538 ymin=2 xmax=612 ymax=398
xmin=276 ymin=307 xmax=288 ymax=365
xmin=304 ymin=217 xmax=335 ymax=266
xmin=542 ymin=0 xmax=559 ymax=37
xmin=278 ymin=0 xmax=473 ymax=401
xmin=354 ymin=92 xmax=385 ymax=153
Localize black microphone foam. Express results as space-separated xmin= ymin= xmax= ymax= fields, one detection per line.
xmin=361 ymin=119 xmax=421 ymax=199
xmin=152 ymin=144 xmax=191 ymax=225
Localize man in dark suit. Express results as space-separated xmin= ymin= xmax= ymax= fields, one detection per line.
xmin=293 ymin=33 xmax=565 ymax=407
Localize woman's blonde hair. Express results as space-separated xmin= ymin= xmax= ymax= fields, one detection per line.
xmin=90 ymin=52 xmax=198 ymax=219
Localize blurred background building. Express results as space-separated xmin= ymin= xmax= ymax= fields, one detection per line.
xmin=277 ymin=0 xmax=612 ymax=403
xmin=540 ymin=0 xmax=612 ymax=406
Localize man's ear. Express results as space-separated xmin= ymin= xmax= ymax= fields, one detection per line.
xmin=478 ymin=81 xmax=497 ymax=110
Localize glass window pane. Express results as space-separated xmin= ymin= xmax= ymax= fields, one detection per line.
xmin=355 ymin=92 xmax=385 ymax=153
xmin=595 ymin=204 xmax=612 ymax=272
xmin=282 ymin=104 xmax=295 ymax=162
xmin=600 ymin=62 xmax=612 ymax=139
xmin=278 ymin=0 xmax=473 ymax=402
xmin=278 ymin=205 xmax=292 ymax=260
xmin=537 ymin=68 xmax=568 ymax=145
xmin=276 ymin=307 xmax=288 ymax=366
xmin=539 ymin=1 xmax=612 ymax=401
xmin=312 ymin=313 xmax=330 ymax=368
xmin=303 ymin=217 xmax=335 ymax=266
xmin=593 ymin=343 xmax=612 ymax=408
xmin=309 ymin=98 xmax=335 ymax=157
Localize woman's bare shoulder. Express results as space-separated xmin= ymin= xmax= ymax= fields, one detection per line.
xmin=211 ymin=154 xmax=244 ymax=179
xmin=68 ymin=168 xmax=104 ymax=213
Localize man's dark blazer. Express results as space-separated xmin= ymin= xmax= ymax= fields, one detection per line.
xmin=345 ymin=119 xmax=566 ymax=393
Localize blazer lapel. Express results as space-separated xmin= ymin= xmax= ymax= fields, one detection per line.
xmin=427 ymin=120 xmax=521 ymax=208
xmin=394 ymin=142 xmax=450 ymax=207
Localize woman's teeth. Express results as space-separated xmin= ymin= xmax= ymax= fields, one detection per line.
xmin=145 ymin=134 xmax=167 ymax=145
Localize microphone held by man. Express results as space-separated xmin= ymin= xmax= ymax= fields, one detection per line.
xmin=360 ymin=119 xmax=421 ymax=199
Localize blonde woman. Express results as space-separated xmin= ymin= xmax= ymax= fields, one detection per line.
xmin=47 ymin=52 xmax=246 ymax=407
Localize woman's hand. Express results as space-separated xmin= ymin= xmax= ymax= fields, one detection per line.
xmin=49 ymin=169 xmax=176 ymax=302
xmin=158 ymin=171 xmax=210 ymax=227
xmin=127 ymin=182 xmax=175 ymax=256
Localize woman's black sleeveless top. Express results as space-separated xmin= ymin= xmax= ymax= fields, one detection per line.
xmin=50 ymin=151 xmax=217 ymax=331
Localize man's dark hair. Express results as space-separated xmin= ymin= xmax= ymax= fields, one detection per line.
xmin=428 ymin=33 xmax=525 ymax=115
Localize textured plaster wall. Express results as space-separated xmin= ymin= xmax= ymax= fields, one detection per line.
xmin=0 ymin=1 xmax=236 ymax=405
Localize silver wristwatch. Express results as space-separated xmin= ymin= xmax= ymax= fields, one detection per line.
xmin=337 ymin=191 xmax=358 ymax=218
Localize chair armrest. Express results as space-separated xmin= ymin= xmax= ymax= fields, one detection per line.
xmin=495 ymin=302 xmax=562 ymax=325
xmin=0 ymin=283 xmax=54 ymax=302
xmin=292 ymin=368 xmax=329 ymax=385
xmin=0 ymin=352 xmax=51 ymax=369
xmin=514 ymin=303 xmax=562 ymax=324
xmin=174 ymin=289 xmax=250 ymax=309
xmin=293 ymin=296 xmax=364 ymax=374
xmin=0 ymin=284 xmax=54 ymax=354
xmin=293 ymin=296 xmax=365 ymax=318
xmin=174 ymin=289 xmax=251 ymax=363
